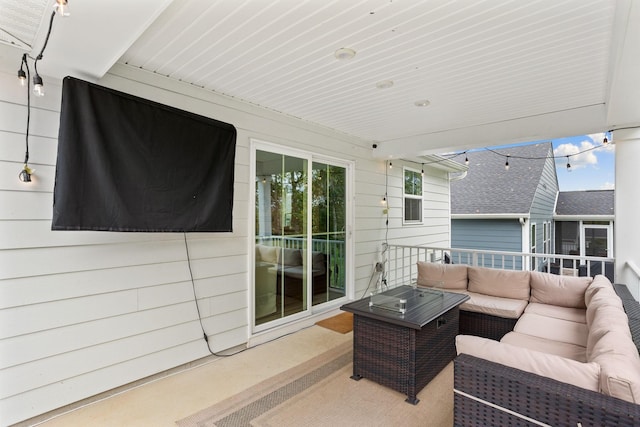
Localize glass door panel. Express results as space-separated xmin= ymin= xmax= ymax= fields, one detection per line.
xmin=311 ymin=162 xmax=346 ymax=306
xmin=584 ymin=226 xmax=609 ymax=257
xmin=255 ymin=150 xmax=308 ymax=325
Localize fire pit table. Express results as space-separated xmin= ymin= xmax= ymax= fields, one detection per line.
xmin=341 ymin=285 xmax=469 ymax=404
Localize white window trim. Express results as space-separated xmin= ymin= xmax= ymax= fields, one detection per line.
xmin=402 ymin=166 xmax=424 ymax=225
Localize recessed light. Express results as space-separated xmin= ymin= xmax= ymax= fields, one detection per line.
xmin=334 ymin=48 xmax=356 ymax=60
xmin=376 ymin=80 xmax=394 ymax=89
xmin=414 ymin=99 xmax=430 ymax=107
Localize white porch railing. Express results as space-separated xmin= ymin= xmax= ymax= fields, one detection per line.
xmin=382 ymin=243 xmax=614 ymax=289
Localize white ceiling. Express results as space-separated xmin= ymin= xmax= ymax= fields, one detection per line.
xmin=1 ymin=0 xmax=639 ymax=158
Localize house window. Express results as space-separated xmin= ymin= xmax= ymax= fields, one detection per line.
xmin=403 ymin=167 xmax=423 ymax=224
xmin=543 ymin=222 xmax=551 ymax=255
xmin=530 ymin=223 xmax=537 ymax=270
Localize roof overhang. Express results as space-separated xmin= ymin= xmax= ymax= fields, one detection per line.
xmin=554 ymin=215 xmax=615 ymax=221
xmin=451 ymin=214 xmax=529 ymax=220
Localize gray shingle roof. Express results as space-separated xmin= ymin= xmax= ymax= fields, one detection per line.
xmin=450 ymin=142 xmax=552 ymax=215
xmin=555 ymin=190 xmax=614 ymax=216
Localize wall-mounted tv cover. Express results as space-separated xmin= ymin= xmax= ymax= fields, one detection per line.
xmin=52 ymin=77 xmax=236 ymax=232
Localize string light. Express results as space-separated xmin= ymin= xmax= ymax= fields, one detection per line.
xmin=464 ymin=153 xmax=469 ymax=166
xmin=421 ymin=163 xmax=424 ymax=176
xmin=566 ymin=156 xmax=571 ymax=172
xmin=54 ymin=0 xmax=70 ymax=17
xmin=603 ymin=136 xmax=608 ymax=145
xmin=15 ymin=1 xmax=68 ymax=182
xmin=389 ymin=161 xmax=393 ymax=169
xmin=505 ymin=156 xmax=510 ymax=171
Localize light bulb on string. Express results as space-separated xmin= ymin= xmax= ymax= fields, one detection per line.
xmin=566 ymin=156 xmax=572 ymax=172
xmin=505 ymin=156 xmax=510 ymax=171
xmin=464 ymin=153 xmax=469 ymax=166
xmin=54 ymin=0 xmax=70 ymax=17
xmin=389 ymin=161 xmax=393 ymax=169
xmin=421 ymin=163 xmax=424 ymax=176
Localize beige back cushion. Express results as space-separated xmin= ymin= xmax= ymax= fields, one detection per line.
xmin=416 ymin=261 xmax=468 ymax=290
xmin=456 ymin=334 xmax=600 ymax=392
xmin=589 ymin=330 xmax=640 ymax=403
xmin=584 ymin=275 xmax=615 ymax=306
xmin=529 ymin=271 xmax=592 ymax=308
xmin=256 ymin=244 xmax=279 ymax=264
xmin=467 ymin=266 xmax=530 ymax=300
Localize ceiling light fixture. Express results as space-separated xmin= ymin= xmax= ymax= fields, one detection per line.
xmin=414 ymin=99 xmax=430 ymax=107
xmin=376 ymin=80 xmax=394 ymax=89
xmin=334 ymin=48 xmax=356 ymax=60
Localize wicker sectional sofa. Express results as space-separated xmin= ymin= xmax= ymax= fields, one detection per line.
xmin=416 ymin=262 xmax=640 ymax=426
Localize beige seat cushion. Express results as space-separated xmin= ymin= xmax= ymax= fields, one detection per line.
xmin=416 ymin=261 xmax=468 ymax=290
xmin=501 ymin=331 xmax=587 ymax=362
xmin=460 ymin=291 xmax=528 ymax=319
xmin=524 ymin=302 xmax=586 ymax=324
xmin=456 ymin=335 xmax=600 ymax=392
xmin=468 ymin=266 xmax=530 ymax=300
xmin=514 ymin=312 xmax=588 ymax=347
xmin=529 ymin=271 xmax=591 ymax=308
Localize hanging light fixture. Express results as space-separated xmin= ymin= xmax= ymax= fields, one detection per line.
xmin=421 ymin=163 xmax=424 ymax=176
xmin=464 ymin=153 xmax=469 ymax=166
xmin=54 ymin=0 xmax=70 ymax=17
xmin=17 ymin=68 xmax=27 ymax=86
xmin=566 ymin=156 xmax=572 ymax=172
xmin=18 ymin=164 xmax=35 ymax=182
xmin=505 ymin=156 xmax=510 ymax=171
xmin=14 ymin=2 xmax=69 ymax=182
xmin=32 ymin=73 xmax=44 ymax=97
xmin=389 ymin=161 xmax=393 ymax=169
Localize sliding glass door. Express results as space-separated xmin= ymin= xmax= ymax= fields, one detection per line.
xmin=254 ymin=145 xmax=349 ymax=328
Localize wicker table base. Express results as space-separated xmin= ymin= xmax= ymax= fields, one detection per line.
xmin=350 ymin=307 xmax=460 ymax=404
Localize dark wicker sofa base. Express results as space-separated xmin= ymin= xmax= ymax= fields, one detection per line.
xmin=458 ymin=310 xmax=517 ymax=341
xmin=454 ymin=354 xmax=640 ymax=427
xmin=454 ymin=283 xmax=640 ymax=426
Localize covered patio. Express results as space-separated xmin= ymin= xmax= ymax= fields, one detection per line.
xmin=1 ymin=1 xmax=639 ymax=425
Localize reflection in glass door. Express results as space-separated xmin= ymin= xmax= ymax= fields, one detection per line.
xmin=255 ymin=150 xmax=308 ymax=325
xmin=311 ymin=161 xmax=346 ymax=306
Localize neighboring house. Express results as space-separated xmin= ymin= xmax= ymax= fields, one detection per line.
xmin=450 ymin=142 xmax=559 ymax=270
xmin=554 ymin=190 xmax=615 ymax=280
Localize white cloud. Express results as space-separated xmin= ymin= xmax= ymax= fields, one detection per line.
xmin=554 ymin=140 xmax=598 ymax=169
xmin=600 ymin=181 xmax=615 ymax=190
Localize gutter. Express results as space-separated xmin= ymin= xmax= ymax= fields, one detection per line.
xmin=451 ymin=213 xmax=530 ymax=220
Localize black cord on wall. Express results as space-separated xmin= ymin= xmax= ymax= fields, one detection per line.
xmin=182 ymin=233 xmax=314 ymax=358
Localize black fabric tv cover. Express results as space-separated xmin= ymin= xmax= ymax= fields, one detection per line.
xmin=52 ymin=77 xmax=236 ymax=232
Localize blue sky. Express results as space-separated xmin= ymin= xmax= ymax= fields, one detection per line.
xmin=472 ymin=132 xmax=615 ymax=192
xmin=550 ymin=132 xmax=615 ymax=191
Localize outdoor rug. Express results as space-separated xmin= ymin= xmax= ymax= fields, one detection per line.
xmin=176 ymin=341 xmax=453 ymax=427
xmin=314 ymin=312 xmax=353 ymax=334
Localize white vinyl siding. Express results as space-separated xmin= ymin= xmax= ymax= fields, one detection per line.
xmin=0 ymin=64 xmax=453 ymax=425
